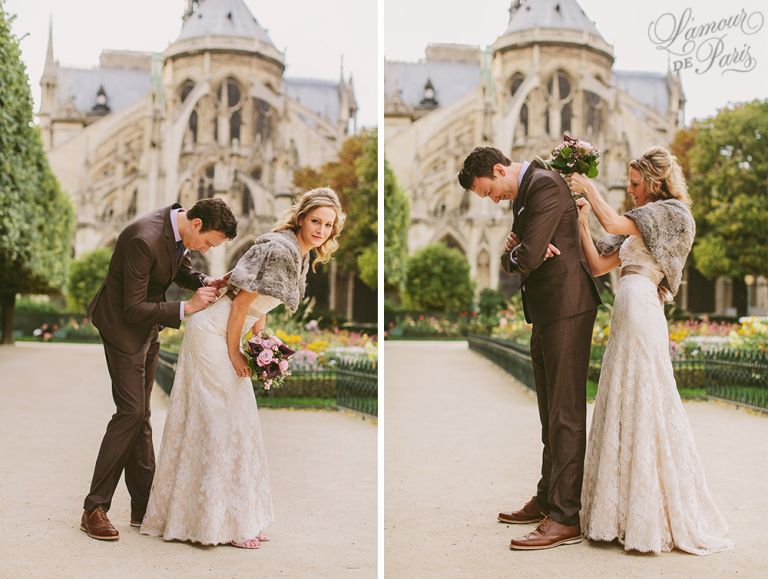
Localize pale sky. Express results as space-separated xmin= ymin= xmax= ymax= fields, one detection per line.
xmin=5 ymin=0 xmax=378 ymax=127
xmin=385 ymin=0 xmax=768 ymax=122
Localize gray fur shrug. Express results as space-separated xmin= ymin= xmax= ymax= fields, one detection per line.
xmin=228 ymin=229 xmax=309 ymax=311
xmin=595 ymin=199 xmax=695 ymax=298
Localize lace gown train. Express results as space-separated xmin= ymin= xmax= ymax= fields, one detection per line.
xmin=140 ymin=293 xmax=281 ymax=545
xmin=580 ymin=236 xmax=733 ymax=555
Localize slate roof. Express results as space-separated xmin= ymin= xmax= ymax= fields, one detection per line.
xmin=284 ymin=78 xmax=344 ymax=125
xmin=384 ymin=60 xmax=481 ymax=110
xmin=177 ymin=0 xmax=275 ymax=47
xmin=612 ymin=71 xmax=671 ymax=115
xmin=57 ymin=66 xmax=151 ymax=115
xmin=503 ymin=0 xmax=604 ymax=39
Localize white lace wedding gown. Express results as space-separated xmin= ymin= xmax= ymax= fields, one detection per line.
xmin=581 ymin=236 xmax=733 ymax=555
xmin=140 ymin=292 xmax=281 ymax=545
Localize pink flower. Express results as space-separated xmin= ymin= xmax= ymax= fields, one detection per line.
xmin=278 ymin=359 xmax=289 ymax=373
xmin=256 ymin=350 xmax=274 ymax=367
xmin=264 ymin=381 xmax=271 ymax=391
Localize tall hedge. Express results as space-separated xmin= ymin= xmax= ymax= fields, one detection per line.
xmin=404 ymin=243 xmax=475 ymax=313
xmin=0 ymin=3 xmax=75 ymax=344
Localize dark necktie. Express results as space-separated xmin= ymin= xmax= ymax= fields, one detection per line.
xmin=176 ymin=240 xmax=185 ymax=262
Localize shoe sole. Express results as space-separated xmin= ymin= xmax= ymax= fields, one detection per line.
xmin=509 ymin=536 xmax=582 ymax=550
xmin=80 ymin=524 xmax=119 ymax=541
xmin=498 ymin=516 xmax=545 ymax=524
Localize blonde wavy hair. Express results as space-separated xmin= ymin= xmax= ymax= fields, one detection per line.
xmin=629 ymin=146 xmax=691 ymax=206
xmin=273 ymin=187 xmax=346 ymax=271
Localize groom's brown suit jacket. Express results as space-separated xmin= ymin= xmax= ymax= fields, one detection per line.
xmin=501 ymin=160 xmax=601 ymax=324
xmin=87 ymin=204 xmax=205 ymax=353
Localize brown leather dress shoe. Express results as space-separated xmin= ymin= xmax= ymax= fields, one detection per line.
xmin=130 ymin=509 xmax=146 ymax=528
xmin=80 ymin=506 xmax=119 ymax=541
xmin=498 ymin=496 xmax=548 ymax=524
xmin=509 ymin=516 xmax=581 ymax=550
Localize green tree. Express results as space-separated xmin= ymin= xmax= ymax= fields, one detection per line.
xmin=67 ymin=248 xmax=112 ymax=313
xmin=404 ymin=243 xmax=475 ymax=312
xmin=293 ymin=130 xmax=377 ymax=290
xmin=383 ymin=158 xmax=410 ymax=299
xmin=683 ymin=100 xmax=768 ymax=314
xmin=0 ymin=5 xmax=75 ymax=344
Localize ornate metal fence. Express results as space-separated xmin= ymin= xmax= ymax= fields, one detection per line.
xmin=467 ymin=334 xmax=768 ymax=411
xmin=467 ymin=334 xmax=535 ymax=390
xmin=702 ymin=349 xmax=768 ymax=410
xmin=335 ymin=359 xmax=378 ymax=416
xmin=155 ymin=349 xmax=378 ymax=416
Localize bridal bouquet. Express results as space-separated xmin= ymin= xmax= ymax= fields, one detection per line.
xmin=547 ymin=135 xmax=601 ymax=178
xmin=245 ymin=333 xmax=296 ymax=390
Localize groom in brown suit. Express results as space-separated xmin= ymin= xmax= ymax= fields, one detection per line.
xmin=80 ymin=198 xmax=237 ymax=540
xmin=459 ymin=147 xmax=600 ymax=550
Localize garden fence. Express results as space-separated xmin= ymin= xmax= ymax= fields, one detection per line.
xmin=156 ymin=349 xmax=378 ymax=416
xmin=467 ymin=334 xmax=767 ymax=411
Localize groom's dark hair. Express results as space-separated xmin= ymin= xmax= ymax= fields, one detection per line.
xmin=458 ymin=147 xmax=512 ymax=190
xmin=187 ymin=198 xmax=238 ymax=239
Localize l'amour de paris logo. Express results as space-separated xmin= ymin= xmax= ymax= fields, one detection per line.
xmin=648 ymin=7 xmax=765 ymax=75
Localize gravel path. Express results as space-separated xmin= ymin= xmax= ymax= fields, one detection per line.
xmin=384 ymin=341 xmax=767 ymax=579
xmin=0 ymin=342 xmax=376 ymax=579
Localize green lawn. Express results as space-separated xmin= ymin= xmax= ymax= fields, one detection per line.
xmin=586 ymin=380 xmax=707 ymax=402
xmin=256 ymin=397 xmax=337 ymax=409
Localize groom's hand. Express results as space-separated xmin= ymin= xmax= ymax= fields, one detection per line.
xmin=184 ymin=286 xmax=218 ymax=315
xmin=505 ymin=233 xmax=520 ymax=252
xmin=544 ymin=243 xmax=561 ymax=260
xmin=205 ymin=273 xmax=231 ymax=290
xmin=507 ymin=233 xmax=560 ymax=260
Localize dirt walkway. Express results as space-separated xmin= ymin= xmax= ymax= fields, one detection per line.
xmin=384 ymin=341 xmax=767 ymax=578
xmin=0 ymin=342 xmax=376 ymax=578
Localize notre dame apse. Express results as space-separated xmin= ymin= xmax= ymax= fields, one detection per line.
xmin=38 ymin=0 xmax=374 ymax=321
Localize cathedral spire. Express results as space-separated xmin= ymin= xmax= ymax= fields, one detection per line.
xmin=44 ymin=16 xmax=55 ymax=74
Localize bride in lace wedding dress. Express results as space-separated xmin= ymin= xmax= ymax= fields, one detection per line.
xmin=567 ymin=148 xmax=733 ymax=555
xmin=140 ymin=188 xmax=345 ymax=549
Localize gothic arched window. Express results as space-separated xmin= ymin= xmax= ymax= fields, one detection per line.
xmin=180 ymin=80 xmax=195 ymax=103
xmin=230 ymin=110 xmax=241 ymax=143
xmin=584 ymin=91 xmax=604 ymax=137
xmin=188 ymin=109 xmax=198 ymax=144
xmin=519 ymin=102 xmax=529 ymax=137
xmin=216 ymin=78 xmax=244 ymax=145
xmin=253 ymin=99 xmax=274 ymax=146
xmin=198 ymin=165 xmax=214 ymax=200
xmin=510 ymin=73 xmax=525 ymax=97
xmin=545 ymin=70 xmax=573 ymax=137
xmin=241 ymin=184 xmax=252 ymax=216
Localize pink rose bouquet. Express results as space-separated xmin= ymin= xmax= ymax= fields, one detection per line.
xmin=245 ymin=333 xmax=295 ymax=390
xmin=547 ymin=134 xmax=601 ymax=178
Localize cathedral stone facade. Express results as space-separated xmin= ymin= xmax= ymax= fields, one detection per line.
xmin=384 ymin=0 xmax=748 ymax=313
xmin=39 ymin=0 xmax=366 ymax=317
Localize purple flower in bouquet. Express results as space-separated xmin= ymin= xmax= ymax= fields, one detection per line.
xmin=265 ymin=361 xmax=281 ymax=378
xmin=546 ymin=134 xmax=601 ymax=178
xmin=277 ymin=343 xmax=295 ymax=357
xmin=256 ymin=349 xmax=274 ymax=367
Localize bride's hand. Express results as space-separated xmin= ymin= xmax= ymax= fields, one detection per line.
xmin=565 ymin=173 xmax=592 ymax=196
xmin=575 ymin=197 xmax=592 ymax=221
xmin=229 ymin=350 xmax=251 ymax=378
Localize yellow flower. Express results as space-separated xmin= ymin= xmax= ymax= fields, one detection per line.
xmin=275 ymin=328 xmax=302 ymax=346
xmin=307 ymin=340 xmax=329 ymax=353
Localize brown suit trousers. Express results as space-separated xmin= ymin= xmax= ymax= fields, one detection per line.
xmin=84 ymin=329 xmax=159 ymax=512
